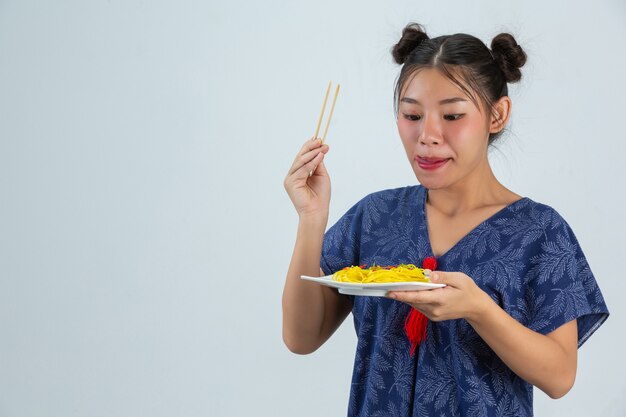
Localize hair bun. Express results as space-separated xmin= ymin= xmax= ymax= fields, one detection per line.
xmin=392 ymin=23 xmax=429 ymax=65
xmin=490 ymin=33 xmax=527 ymax=83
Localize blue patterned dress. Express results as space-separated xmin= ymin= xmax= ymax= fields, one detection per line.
xmin=320 ymin=185 xmax=609 ymax=417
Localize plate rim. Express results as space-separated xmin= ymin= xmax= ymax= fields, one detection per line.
xmin=300 ymin=274 xmax=446 ymax=290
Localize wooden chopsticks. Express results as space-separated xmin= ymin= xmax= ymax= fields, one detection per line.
xmin=313 ymin=81 xmax=340 ymax=144
xmin=308 ymin=81 xmax=340 ymax=178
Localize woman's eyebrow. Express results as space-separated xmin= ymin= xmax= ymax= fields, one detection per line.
xmin=400 ymin=97 xmax=468 ymax=105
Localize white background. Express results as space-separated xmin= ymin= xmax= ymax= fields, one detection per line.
xmin=0 ymin=0 xmax=624 ymax=416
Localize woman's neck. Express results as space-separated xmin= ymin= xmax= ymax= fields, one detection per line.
xmin=426 ymin=160 xmax=518 ymax=216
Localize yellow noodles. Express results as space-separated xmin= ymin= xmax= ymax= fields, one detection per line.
xmin=332 ymin=264 xmax=431 ymax=283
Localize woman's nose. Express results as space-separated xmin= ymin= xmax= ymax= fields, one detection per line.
xmin=418 ymin=115 xmax=442 ymax=145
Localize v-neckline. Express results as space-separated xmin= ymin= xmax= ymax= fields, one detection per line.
xmin=416 ymin=186 xmax=528 ymax=261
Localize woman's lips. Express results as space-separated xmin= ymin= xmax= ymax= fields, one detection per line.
xmin=415 ymin=156 xmax=450 ymax=171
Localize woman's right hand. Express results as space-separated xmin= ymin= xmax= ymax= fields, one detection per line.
xmin=283 ymin=137 xmax=331 ymax=219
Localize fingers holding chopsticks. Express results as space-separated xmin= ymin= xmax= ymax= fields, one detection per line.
xmin=287 ymin=137 xmax=329 ymax=178
xmin=283 ymin=82 xmax=338 ymax=217
xmin=284 ymin=136 xmax=331 ymax=217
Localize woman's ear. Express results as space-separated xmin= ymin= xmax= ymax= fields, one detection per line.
xmin=489 ymin=96 xmax=512 ymax=134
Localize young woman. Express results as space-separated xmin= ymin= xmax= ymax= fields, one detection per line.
xmin=282 ymin=23 xmax=609 ymax=416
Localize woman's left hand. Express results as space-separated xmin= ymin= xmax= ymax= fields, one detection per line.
xmin=386 ymin=271 xmax=493 ymax=322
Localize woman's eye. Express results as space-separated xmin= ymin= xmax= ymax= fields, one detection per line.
xmin=403 ymin=114 xmax=421 ymax=121
xmin=444 ymin=114 xmax=464 ymax=121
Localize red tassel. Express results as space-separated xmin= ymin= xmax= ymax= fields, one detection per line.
xmin=404 ymin=308 xmax=428 ymax=356
xmin=403 ymin=256 xmax=437 ymax=356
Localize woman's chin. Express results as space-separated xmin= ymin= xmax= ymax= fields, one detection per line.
xmin=413 ymin=174 xmax=449 ymax=190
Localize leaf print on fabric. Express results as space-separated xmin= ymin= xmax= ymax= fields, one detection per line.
xmin=371 ymin=220 xmax=416 ymax=261
xmin=363 ymin=201 xmax=427 ymax=267
xmin=406 ymin=244 xmax=420 ymax=266
xmin=389 ymin=350 xmax=415 ymax=404
xmin=579 ymin=258 xmax=606 ymax=305
xmin=496 ymin=393 xmax=524 ymax=417
xmin=547 ymin=281 xmax=588 ymax=320
xmin=415 ymin=236 xmax=431 ymax=258
xmin=472 ymin=244 xmax=525 ymax=305
xmin=362 ymin=351 xmax=392 ymax=411
xmin=520 ymin=226 xmax=545 ymax=247
xmin=514 ymin=286 xmax=548 ymax=329
xmin=465 ymin=374 xmax=496 ymax=415
xmin=370 ymin=400 xmax=405 ymax=417
xmin=363 ymin=193 xmax=392 ymax=232
xmin=352 ymin=298 xmax=408 ymax=415
xmin=419 ymin=355 xmax=459 ymax=412
xmin=349 ymin=357 xmax=368 ymax=415
xmin=449 ymin=321 xmax=483 ymax=372
xmin=322 ymin=253 xmax=354 ymax=274
xmin=338 ymin=215 xmax=361 ymax=257
xmin=457 ymin=222 xmax=502 ymax=261
xmin=372 ymin=301 xmax=405 ymax=357
xmin=579 ymin=259 xmax=593 ymax=293
xmin=522 ymin=208 xmax=556 ymax=244
xmin=395 ymin=187 xmax=417 ymax=217
xmin=353 ymin=299 xmax=375 ymax=354
xmin=486 ymin=361 xmax=507 ymax=398
xmin=451 ymin=339 xmax=480 ymax=373
xmin=495 ymin=204 xmax=556 ymax=246
xmin=528 ymin=233 xmax=578 ymax=285
xmin=321 ymin=198 xmax=365 ymax=274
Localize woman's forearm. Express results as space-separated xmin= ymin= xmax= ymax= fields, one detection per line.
xmin=466 ymin=295 xmax=578 ymax=399
xmin=282 ymin=214 xmax=351 ymax=354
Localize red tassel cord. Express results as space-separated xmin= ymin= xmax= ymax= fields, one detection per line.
xmin=404 ymin=256 xmax=437 ymax=356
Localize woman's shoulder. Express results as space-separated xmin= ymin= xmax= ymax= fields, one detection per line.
xmin=504 ymin=195 xmax=583 ymax=246
xmin=512 ymin=195 xmax=570 ymax=225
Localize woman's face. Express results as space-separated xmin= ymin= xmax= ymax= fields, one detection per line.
xmin=397 ymin=68 xmax=493 ymax=191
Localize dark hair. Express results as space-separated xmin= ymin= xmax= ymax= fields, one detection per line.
xmin=391 ymin=23 xmax=527 ymax=144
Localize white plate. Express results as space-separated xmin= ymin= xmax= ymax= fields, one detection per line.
xmin=301 ymin=274 xmax=446 ymax=297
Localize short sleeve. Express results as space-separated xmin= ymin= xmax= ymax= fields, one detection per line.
xmin=320 ymin=195 xmax=369 ymax=276
xmin=525 ymin=211 xmax=609 ymax=347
